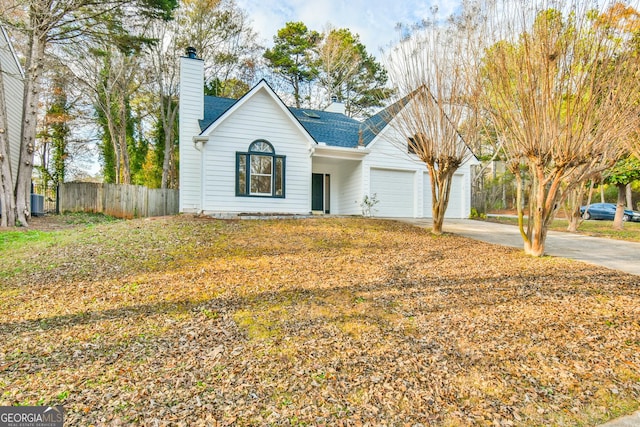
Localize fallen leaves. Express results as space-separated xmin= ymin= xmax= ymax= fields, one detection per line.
xmin=0 ymin=216 xmax=639 ymax=425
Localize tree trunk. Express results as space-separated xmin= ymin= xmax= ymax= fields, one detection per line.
xmin=15 ymin=31 xmax=46 ymax=226
xmin=566 ymin=181 xmax=592 ymax=232
xmin=612 ymin=183 xmax=626 ymax=230
xmin=293 ymin=77 xmax=301 ymax=108
xmin=430 ymin=166 xmax=453 ymax=235
xmin=161 ymin=137 xmax=171 ymax=188
xmin=103 ymin=112 xmax=121 ymax=184
xmin=566 ymin=187 xmax=581 ymax=233
xmin=112 ymin=136 xmax=121 ymax=184
xmin=0 ymin=146 xmax=15 ymax=227
xmin=117 ymin=90 xmax=131 ymax=184
xmin=524 ymin=229 xmax=546 ymax=256
xmin=119 ymin=128 xmax=131 ymax=184
xmin=520 ymin=164 xmax=563 ymax=257
xmin=626 ymin=183 xmax=633 ymax=210
xmin=161 ymin=102 xmax=177 ymax=189
xmin=524 ymin=209 xmax=548 ymax=257
xmin=566 ymin=214 xmax=579 ymax=232
xmin=514 ymin=167 xmax=529 ymax=243
xmin=523 ymin=168 xmax=547 ymax=256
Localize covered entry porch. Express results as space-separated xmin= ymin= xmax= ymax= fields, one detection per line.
xmin=311 ymin=146 xmax=367 ymax=215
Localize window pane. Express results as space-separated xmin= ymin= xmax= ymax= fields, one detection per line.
xmin=275 ymin=157 xmax=283 ymax=196
xmin=251 ymin=175 xmax=272 ymax=194
xmin=237 ymin=155 xmax=247 ymax=195
xmin=251 ymin=155 xmax=272 ymax=175
xmin=250 ymin=155 xmax=272 ymax=194
xmin=249 ymin=140 xmax=273 ymax=153
xmin=408 ymin=137 xmax=417 ymax=154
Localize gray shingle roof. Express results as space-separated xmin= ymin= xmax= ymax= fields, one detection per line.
xmin=200 ymin=96 xmax=236 ymax=132
xmin=199 ymin=93 xmax=399 ymax=148
xmin=289 ymin=107 xmax=362 ymax=148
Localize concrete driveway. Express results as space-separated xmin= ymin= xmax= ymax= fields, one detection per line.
xmin=398 ymin=218 xmax=640 ymax=276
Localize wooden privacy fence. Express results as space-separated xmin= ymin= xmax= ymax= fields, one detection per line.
xmin=59 ymin=183 xmax=179 ymax=219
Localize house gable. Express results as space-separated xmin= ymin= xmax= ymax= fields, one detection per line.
xmin=200 ymin=80 xmax=315 ymax=145
xmin=201 ymin=84 xmax=370 ymax=149
xmin=193 ymin=82 xmax=316 ymax=215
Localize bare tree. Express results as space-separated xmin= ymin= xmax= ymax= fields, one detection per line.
xmin=69 ymin=42 xmax=145 ymax=185
xmin=146 ymin=19 xmax=180 ymax=189
xmin=0 ymin=0 xmax=175 ymax=226
xmin=473 ymin=0 xmax=640 ymax=256
xmin=177 ymin=0 xmax=260 ymax=95
xmin=317 ymin=26 xmax=361 ymax=107
xmin=381 ymin=12 xmax=478 ymax=234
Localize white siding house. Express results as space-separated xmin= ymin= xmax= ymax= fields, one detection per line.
xmin=0 ymin=26 xmax=24 ymax=186
xmin=179 ymin=52 xmax=477 ymax=218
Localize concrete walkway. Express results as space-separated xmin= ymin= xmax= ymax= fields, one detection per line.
xmin=399 ymin=218 xmax=640 ymax=276
xmin=598 ymin=411 xmax=640 ymax=427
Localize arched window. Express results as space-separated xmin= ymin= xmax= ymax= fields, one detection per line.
xmin=236 ymin=140 xmax=285 ymax=197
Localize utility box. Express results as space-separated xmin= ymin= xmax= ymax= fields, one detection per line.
xmin=31 ymin=193 xmax=44 ymax=216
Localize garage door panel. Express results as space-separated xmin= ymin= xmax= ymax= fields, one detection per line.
xmin=371 ymin=169 xmax=414 ymax=217
xmin=444 ymin=174 xmax=463 ymax=218
xmin=423 ymin=173 xmax=432 ymax=218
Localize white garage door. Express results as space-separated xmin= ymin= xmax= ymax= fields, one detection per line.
xmin=370 ymin=168 xmax=414 ymax=217
xmin=423 ymin=173 xmax=432 ymax=218
xmin=423 ymin=173 xmax=465 ymax=218
xmin=445 ymin=174 xmax=464 ymax=218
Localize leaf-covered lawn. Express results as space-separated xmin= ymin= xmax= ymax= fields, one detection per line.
xmin=1 ymin=216 xmax=639 ymax=426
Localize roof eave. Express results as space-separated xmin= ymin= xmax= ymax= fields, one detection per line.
xmin=312 ymin=145 xmax=369 ymax=160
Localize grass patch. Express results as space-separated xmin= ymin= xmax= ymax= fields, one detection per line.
xmin=0 ymin=213 xmax=121 ymax=279
xmin=0 ymin=230 xmax=56 ymax=249
xmin=0 ymin=215 xmax=638 ymax=425
xmin=57 ymin=212 xmax=119 ymax=226
xmin=233 ymin=308 xmax=284 ymax=341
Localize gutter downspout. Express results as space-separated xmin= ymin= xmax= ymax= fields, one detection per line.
xmin=193 ymin=136 xmax=208 ymax=214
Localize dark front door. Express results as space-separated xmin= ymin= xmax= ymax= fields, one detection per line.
xmin=323 ymin=174 xmax=330 ymax=214
xmin=312 ymin=173 xmax=324 ymax=212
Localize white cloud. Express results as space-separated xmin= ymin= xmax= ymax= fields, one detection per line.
xmin=236 ymin=0 xmax=462 ymax=55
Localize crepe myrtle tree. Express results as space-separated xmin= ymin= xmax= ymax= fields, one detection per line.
xmin=381 ymin=11 xmax=479 ymax=235
xmin=473 ymin=0 xmax=640 ymax=256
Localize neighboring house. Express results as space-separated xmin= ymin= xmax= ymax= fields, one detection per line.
xmin=0 ymin=25 xmax=24 ymax=187
xmin=179 ymin=51 xmax=477 ymax=218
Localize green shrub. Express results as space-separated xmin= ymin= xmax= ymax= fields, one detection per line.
xmin=469 ymin=208 xmax=486 ymax=219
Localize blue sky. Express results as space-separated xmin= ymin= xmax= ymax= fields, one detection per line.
xmin=235 ymin=0 xmax=461 ymax=55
